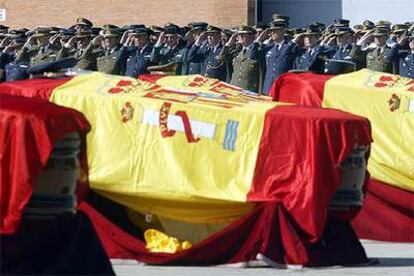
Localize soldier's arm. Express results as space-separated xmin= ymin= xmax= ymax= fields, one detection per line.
xmin=150 ymin=45 xmax=163 ymax=64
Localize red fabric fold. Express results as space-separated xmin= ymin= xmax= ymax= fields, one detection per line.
xmin=0 ymin=78 xmax=71 ymax=101
xmin=248 ymin=105 xmax=372 ymax=241
xmin=80 ymin=197 xmax=367 ymax=266
xmin=269 ymin=73 xmax=332 ymax=107
xmin=0 ymin=94 xmax=90 ymax=234
xmin=352 ymin=179 xmax=414 ymax=242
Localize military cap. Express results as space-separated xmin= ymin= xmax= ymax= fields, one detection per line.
xmin=205 ymin=25 xmax=221 ymax=34
xmin=363 ymin=20 xmax=375 ymax=27
xmin=164 ymin=25 xmax=179 ymax=35
xmin=102 ymin=25 xmax=120 ymax=37
xmin=254 ymin=22 xmax=269 ymax=30
xmin=310 ymin=21 xmax=326 ymax=30
xmin=353 ymin=24 xmax=363 ymax=31
xmin=334 ymin=26 xmax=354 ymax=36
xmin=269 ymin=20 xmax=287 ymax=30
xmin=324 ymin=59 xmax=356 ymax=75
xmin=7 ymin=29 xmax=27 ymax=38
xmin=75 ymin=29 xmax=92 ymax=38
xmin=50 ymin=27 xmax=61 ymax=35
xmin=376 ymin=20 xmax=392 ymax=27
xmin=334 ymin=18 xmax=350 ymax=27
xmin=360 ymin=21 xmax=375 ymax=33
xmin=0 ymin=25 xmax=9 ymax=34
xmin=271 ymin=13 xmax=290 ymax=22
xmin=392 ymin=24 xmax=408 ymax=34
xmin=221 ymin=29 xmax=233 ymax=37
xmin=404 ymin=21 xmax=414 ymax=27
xmin=164 ymin=22 xmax=180 ymax=30
xmin=187 ymin=22 xmax=208 ymax=32
xmin=291 ymin=28 xmax=306 ymax=35
xmin=129 ymin=27 xmax=149 ymax=36
xmin=372 ymin=27 xmax=390 ymax=36
xmin=59 ymin=28 xmax=76 ymax=37
xmin=149 ymin=25 xmax=164 ymax=33
xmin=120 ymin=24 xmax=146 ymax=32
xmin=236 ymin=25 xmax=256 ymax=35
xmin=33 ymin=27 xmax=52 ymax=37
xmin=76 ymin=18 xmax=93 ymax=28
xmin=303 ymin=25 xmax=321 ymax=36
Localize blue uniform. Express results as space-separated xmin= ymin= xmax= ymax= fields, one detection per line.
xmin=387 ymin=45 xmax=414 ymax=78
xmin=399 ymin=53 xmax=414 ymax=78
xmin=5 ymin=61 xmax=30 ymax=81
xmin=0 ymin=52 xmax=16 ymax=81
xmin=187 ymin=43 xmax=228 ymax=81
xmin=124 ymin=44 xmax=153 ymax=77
xmin=330 ymin=44 xmax=353 ymax=60
xmin=176 ymin=43 xmax=203 ymax=75
xmin=293 ymin=45 xmax=327 ymax=73
xmin=262 ymin=39 xmax=299 ymax=94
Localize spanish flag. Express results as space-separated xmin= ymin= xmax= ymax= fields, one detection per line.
xmin=0 ymin=73 xmax=372 ymax=242
xmin=270 ymin=69 xmax=414 ymax=242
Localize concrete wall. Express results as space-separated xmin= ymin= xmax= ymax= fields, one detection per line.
xmin=0 ymin=0 xmax=251 ymax=29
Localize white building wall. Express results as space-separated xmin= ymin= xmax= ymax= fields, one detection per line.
xmin=342 ymin=0 xmax=414 ymax=26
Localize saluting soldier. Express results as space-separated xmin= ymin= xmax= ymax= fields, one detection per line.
xmin=177 ymin=22 xmax=207 ymax=75
xmin=15 ymin=27 xmax=59 ymax=66
xmin=96 ymin=25 xmax=129 ymax=75
xmin=329 ymin=27 xmax=355 ymax=60
xmin=293 ymin=25 xmax=330 ymax=73
xmin=387 ymin=28 xmax=414 ymax=78
xmin=57 ymin=29 xmax=102 ymax=71
xmin=219 ymin=26 xmax=265 ymax=93
xmin=188 ymin=25 xmax=228 ymax=81
xmin=73 ymin=18 xmax=93 ymax=32
xmin=124 ymin=27 xmax=153 ymax=77
xmin=150 ymin=24 xmax=183 ymax=74
xmin=260 ymin=19 xmax=301 ymax=93
xmin=350 ymin=26 xmax=399 ymax=73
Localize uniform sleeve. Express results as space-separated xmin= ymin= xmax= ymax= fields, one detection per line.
xmin=150 ymin=46 xmax=162 ymax=64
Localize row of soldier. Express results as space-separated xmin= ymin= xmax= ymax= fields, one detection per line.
xmin=0 ymin=15 xmax=413 ymax=94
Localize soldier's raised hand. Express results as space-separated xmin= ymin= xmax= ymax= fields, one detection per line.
xmin=92 ymin=34 xmax=104 ymax=46
xmin=256 ymin=29 xmax=269 ymax=43
xmin=397 ymin=32 xmax=408 ymax=46
xmin=155 ymin=32 xmax=166 ymax=47
xmin=0 ymin=36 xmax=11 ymax=48
xmin=225 ymin=33 xmax=238 ymax=47
xmin=65 ymin=36 xmax=78 ymax=49
xmin=24 ymin=35 xmax=36 ymax=48
xmin=195 ymin=31 xmax=207 ymax=46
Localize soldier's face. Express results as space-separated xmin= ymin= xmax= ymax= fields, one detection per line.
xmin=409 ymin=39 xmax=414 ymax=50
xmin=304 ymin=35 xmax=318 ymax=48
xmin=134 ymin=35 xmax=148 ymax=47
xmin=337 ymin=33 xmax=352 ymax=46
xmin=374 ymin=35 xmax=387 ymax=47
xmin=77 ymin=37 xmax=90 ymax=49
xmin=207 ymin=33 xmax=221 ymax=46
xmin=165 ymin=34 xmax=178 ymax=47
xmin=239 ymin=33 xmax=254 ymax=47
xmin=270 ymin=29 xmax=285 ymax=42
xmin=104 ymin=36 xmax=119 ymax=49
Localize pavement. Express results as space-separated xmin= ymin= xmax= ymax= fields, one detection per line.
xmin=112 ymin=240 xmax=414 ymax=276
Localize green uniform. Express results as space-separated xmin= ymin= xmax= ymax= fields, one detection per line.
xmin=350 ymin=45 xmax=395 ymax=73
xmin=16 ymin=44 xmax=59 ymax=66
xmin=220 ymin=42 xmax=265 ymax=93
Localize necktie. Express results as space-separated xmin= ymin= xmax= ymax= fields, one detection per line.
xmin=376 ymin=47 xmax=381 ymax=56
xmin=242 ymin=48 xmax=247 ymax=55
xmin=275 ymin=44 xmax=280 ymax=52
